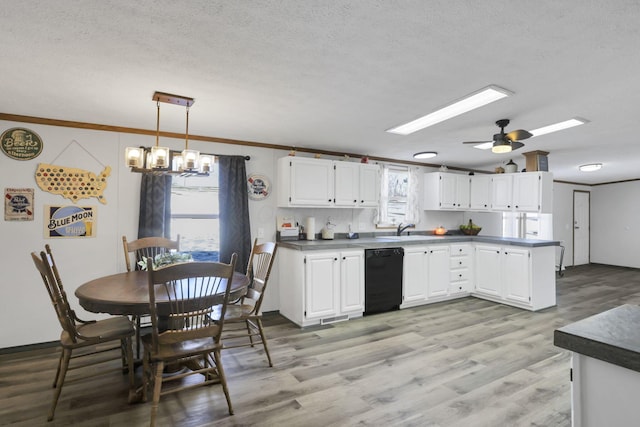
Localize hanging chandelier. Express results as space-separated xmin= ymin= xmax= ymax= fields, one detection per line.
xmin=125 ymin=91 xmax=212 ymax=176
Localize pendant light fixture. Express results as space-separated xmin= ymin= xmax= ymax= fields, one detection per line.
xmin=125 ymin=91 xmax=211 ymax=176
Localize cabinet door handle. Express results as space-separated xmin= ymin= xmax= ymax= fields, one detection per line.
xmin=334 ymin=257 xmax=338 ymax=261
xmin=353 ymin=199 xmax=357 ymax=203
xmin=342 ymin=256 xmax=346 ymax=260
xmin=459 ymin=261 xmax=462 ymax=265
xmin=496 ymin=250 xmax=500 ymax=254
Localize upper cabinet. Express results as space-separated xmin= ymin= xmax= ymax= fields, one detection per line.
xmin=425 ymin=171 xmax=553 ymax=213
xmin=423 ymin=172 xmax=470 ymax=210
xmin=277 ymin=157 xmax=380 ymax=208
xmin=491 ymin=172 xmax=553 ymax=213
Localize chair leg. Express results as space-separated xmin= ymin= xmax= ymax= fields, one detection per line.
xmin=150 ymin=360 xmax=164 ymax=427
xmin=52 ymin=351 xmax=64 ymax=388
xmin=48 ymin=348 xmax=71 ymax=421
xmin=213 ymin=349 xmax=234 ymax=415
xmin=123 ymin=337 xmax=136 ymax=403
xmin=246 ymin=320 xmax=255 ymax=347
xmin=135 ymin=316 xmax=141 ymax=360
xmin=256 ymin=318 xmax=273 ymax=367
xmin=141 ymin=348 xmax=150 ymax=403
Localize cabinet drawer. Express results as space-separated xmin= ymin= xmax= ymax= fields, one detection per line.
xmin=450 ymin=244 xmax=472 ymax=256
xmin=450 ymin=269 xmax=470 ymax=282
xmin=450 ymin=256 xmax=471 ymax=269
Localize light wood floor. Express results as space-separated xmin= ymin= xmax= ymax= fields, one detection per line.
xmin=3 ymin=263 xmax=640 ymax=426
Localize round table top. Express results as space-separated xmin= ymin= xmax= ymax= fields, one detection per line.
xmin=75 ymin=270 xmax=250 ymax=316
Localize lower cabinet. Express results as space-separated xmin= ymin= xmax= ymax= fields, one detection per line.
xmin=401 ymin=245 xmax=455 ymax=308
xmin=473 ymin=243 xmax=556 ymax=310
xmin=449 ymin=243 xmax=473 ymax=295
xmin=279 ymin=248 xmax=364 ymax=327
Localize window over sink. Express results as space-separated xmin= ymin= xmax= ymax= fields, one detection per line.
xmin=377 ymin=165 xmax=420 ymax=227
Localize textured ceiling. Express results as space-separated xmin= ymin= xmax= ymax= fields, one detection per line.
xmin=3 ymin=1 xmax=640 ymax=184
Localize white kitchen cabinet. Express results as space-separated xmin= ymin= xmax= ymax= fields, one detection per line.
xmin=277 ymin=157 xmax=379 ymax=208
xmin=334 ymin=162 xmax=359 ymax=207
xmin=358 ymin=163 xmax=380 ymax=207
xmin=340 ymin=250 xmax=365 ymax=313
xmin=469 ymin=175 xmax=492 ymax=211
xmin=401 ymin=246 xmax=428 ymax=308
xmin=474 ymin=245 xmax=503 ymax=297
xmin=278 ymin=157 xmax=334 ymax=207
xmin=490 ymin=172 xmax=553 ymax=213
xmin=474 ymin=244 xmax=531 ymax=302
xmin=423 ymin=172 xmax=471 ymax=210
xmin=427 ymin=245 xmax=450 ymax=298
xmin=278 ymin=248 xmax=365 ymax=327
xmin=503 ymin=247 xmax=531 ymax=304
xmin=449 ymin=243 xmax=473 ymax=294
xmin=490 ymin=174 xmax=513 ymax=211
xmin=473 ymin=243 xmax=555 ymax=310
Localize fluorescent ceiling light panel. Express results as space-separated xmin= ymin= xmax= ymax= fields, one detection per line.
xmin=473 ymin=142 xmax=493 ymax=150
xmin=386 ymin=85 xmax=512 ymax=135
xmin=530 ymin=118 xmax=588 ymax=137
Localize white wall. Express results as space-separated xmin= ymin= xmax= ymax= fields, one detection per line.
xmin=591 ymin=181 xmax=640 ymax=268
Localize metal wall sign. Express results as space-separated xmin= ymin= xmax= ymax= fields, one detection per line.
xmin=1 ymin=127 xmax=43 ymax=160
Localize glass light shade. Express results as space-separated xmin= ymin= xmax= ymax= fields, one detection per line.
xmin=182 ymin=149 xmax=200 ymax=170
xmin=150 ymin=146 xmax=170 ymax=168
xmin=579 ymin=163 xmax=602 ymax=172
xmin=173 ymin=155 xmax=184 ymax=171
xmin=125 ymin=147 xmax=144 ymax=168
xmin=199 ymin=155 xmax=213 ymax=173
xmin=491 ymin=143 xmax=512 ymax=154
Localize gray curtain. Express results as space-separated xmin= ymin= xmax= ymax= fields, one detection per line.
xmin=218 ymin=155 xmax=251 ymax=272
xmin=138 ymin=174 xmax=172 ymax=238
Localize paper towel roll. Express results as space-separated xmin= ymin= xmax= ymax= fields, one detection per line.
xmin=305 ymin=217 xmax=315 ymax=240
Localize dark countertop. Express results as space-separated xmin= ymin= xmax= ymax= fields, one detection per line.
xmin=554 ymin=304 xmax=640 ymax=373
xmin=278 ymin=234 xmax=560 ymax=251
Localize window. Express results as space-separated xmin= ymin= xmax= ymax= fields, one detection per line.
xmin=386 ymin=166 xmax=409 ymax=224
xmin=378 ymin=164 xmax=420 ymax=227
xmin=170 ymin=173 xmax=219 ymax=261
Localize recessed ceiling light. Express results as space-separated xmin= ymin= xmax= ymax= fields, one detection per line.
xmin=386 ymin=85 xmax=512 ymax=136
xmin=579 ymin=163 xmax=602 ymax=172
xmin=413 ymin=151 xmax=438 ymax=159
xmin=530 ymin=118 xmax=588 ymax=137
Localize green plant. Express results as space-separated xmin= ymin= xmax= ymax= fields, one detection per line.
xmin=137 ymin=252 xmax=193 ymax=270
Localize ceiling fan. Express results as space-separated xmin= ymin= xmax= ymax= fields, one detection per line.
xmin=463 ymin=119 xmax=532 ymax=153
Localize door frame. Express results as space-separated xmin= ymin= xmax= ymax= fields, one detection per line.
xmin=573 ymin=190 xmax=591 ymax=265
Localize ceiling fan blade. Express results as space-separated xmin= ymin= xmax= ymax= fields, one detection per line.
xmin=511 ymin=141 xmax=525 ymax=151
xmin=462 ymin=141 xmax=491 ymax=144
xmin=506 ymin=129 xmax=533 ymax=141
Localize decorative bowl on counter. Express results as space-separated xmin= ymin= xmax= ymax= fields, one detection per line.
xmin=460 ymin=227 xmax=481 ymax=235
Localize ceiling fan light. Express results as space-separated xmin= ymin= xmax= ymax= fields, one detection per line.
xmin=530 ymin=118 xmax=588 ymax=137
xmin=386 ymin=85 xmax=512 ymax=135
xmin=579 ymin=163 xmax=602 ymax=172
xmin=491 ymin=143 xmax=512 ymax=154
xmin=413 ymin=151 xmax=438 ymax=159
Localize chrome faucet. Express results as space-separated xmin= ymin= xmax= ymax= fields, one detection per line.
xmin=397 ymin=223 xmax=415 ymax=236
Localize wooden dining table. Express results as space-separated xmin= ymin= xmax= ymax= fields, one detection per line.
xmin=75 ymin=270 xmax=250 ymax=316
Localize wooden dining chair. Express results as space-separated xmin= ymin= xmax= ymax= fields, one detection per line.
xmin=213 ymin=239 xmax=278 ymax=367
xmin=31 ymin=245 xmax=135 ymax=422
xmin=141 ymin=254 xmax=237 ymax=427
xmin=122 ymin=235 xmax=180 ymax=358
xmin=122 ymin=235 xmax=180 ymax=272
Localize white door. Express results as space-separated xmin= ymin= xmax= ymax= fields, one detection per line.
xmin=475 ymin=245 xmax=502 ymax=296
xmin=573 ymin=191 xmax=590 ymax=265
xmin=305 ymin=253 xmax=338 ymax=319
xmin=334 ymin=162 xmax=359 ymax=206
xmin=504 ymin=248 xmax=531 ymax=304
xmin=401 ymin=247 xmax=428 ymax=305
xmin=427 ymin=246 xmax=450 ymax=298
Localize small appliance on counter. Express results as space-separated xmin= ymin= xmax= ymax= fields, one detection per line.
xmin=277 ymin=216 xmax=299 ymax=241
xmin=321 ymin=220 xmax=335 ymax=240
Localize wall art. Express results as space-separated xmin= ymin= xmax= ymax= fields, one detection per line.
xmin=1 ymin=127 xmax=43 ymax=160
xmin=4 ymin=188 xmax=34 ymax=221
xmin=45 ymin=205 xmax=96 ymax=238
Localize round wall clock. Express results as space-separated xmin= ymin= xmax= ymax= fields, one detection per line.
xmin=247 ymin=174 xmax=271 ymax=200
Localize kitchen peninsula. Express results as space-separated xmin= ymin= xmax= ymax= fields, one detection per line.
xmin=278 ymin=234 xmax=559 ymax=327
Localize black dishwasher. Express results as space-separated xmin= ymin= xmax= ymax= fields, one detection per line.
xmin=364 ymin=247 xmax=404 ymax=314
